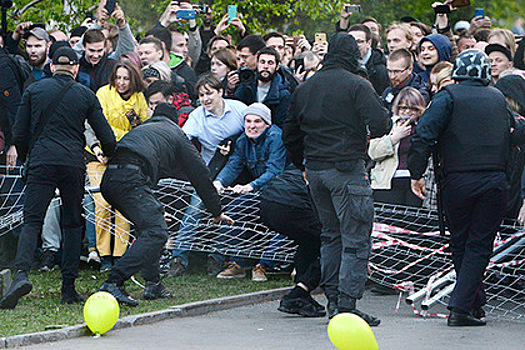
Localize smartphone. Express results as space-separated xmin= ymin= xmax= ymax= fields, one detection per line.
xmin=228 ymin=5 xmax=237 ymax=23
xmin=345 ymin=5 xmax=361 ymax=14
xmin=294 ymin=57 xmax=304 ymax=72
xmin=176 ymin=9 xmax=196 ymax=20
xmin=435 ymin=5 xmax=451 ymax=14
xmin=452 ymin=0 xmax=471 ymax=7
xmin=315 ymin=32 xmax=327 ymax=43
xmin=474 ymin=8 xmax=484 ymax=19
xmin=105 ymin=0 xmax=117 ymax=15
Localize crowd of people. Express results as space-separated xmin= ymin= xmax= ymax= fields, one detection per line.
xmin=0 ymin=0 xmax=524 ymax=327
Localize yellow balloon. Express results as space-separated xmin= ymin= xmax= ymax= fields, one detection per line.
xmin=327 ymin=313 xmax=379 ymax=350
xmin=83 ymin=291 xmax=120 ymax=335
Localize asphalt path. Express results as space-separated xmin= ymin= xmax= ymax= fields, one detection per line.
xmin=24 ymin=291 xmax=524 ymax=350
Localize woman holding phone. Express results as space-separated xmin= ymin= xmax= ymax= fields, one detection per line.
xmin=87 ymin=60 xmax=149 ymax=271
xmin=368 ymin=87 xmax=426 ymax=206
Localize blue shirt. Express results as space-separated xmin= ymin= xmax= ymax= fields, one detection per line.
xmin=183 ymin=98 xmax=247 ymax=164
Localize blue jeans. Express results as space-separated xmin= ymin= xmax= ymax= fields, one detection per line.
xmin=171 ymin=191 xmax=204 ymax=267
xmin=84 ymin=192 xmax=96 ymax=251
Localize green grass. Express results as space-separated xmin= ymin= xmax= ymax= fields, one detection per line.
xmin=0 ymin=266 xmax=293 ymax=337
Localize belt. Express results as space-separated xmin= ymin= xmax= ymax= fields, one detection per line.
xmin=107 ymin=163 xmax=141 ymax=171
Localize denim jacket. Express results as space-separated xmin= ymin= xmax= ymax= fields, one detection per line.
xmin=215 ymin=124 xmax=288 ymax=190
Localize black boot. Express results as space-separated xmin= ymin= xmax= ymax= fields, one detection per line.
xmin=99 ymin=281 xmax=139 ymax=307
xmin=0 ymin=271 xmax=32 ymax=309
xmin=344 ymin=308 xmax=381 ymax=327
xmin=472 ymin=307 xmax=486 ymax=319
xmin=144 ymin=281 xmax=172 ymax=300
xmin=326 ymin=296 xmax=339 ymax=319
xmin=61 ymin=283 xmax=84 ymax=304
xmin=448 ymin=310 xmax=486 ymax=327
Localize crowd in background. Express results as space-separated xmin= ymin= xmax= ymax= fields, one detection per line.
xmin=0 ymin=0 xmax=524 ymax=284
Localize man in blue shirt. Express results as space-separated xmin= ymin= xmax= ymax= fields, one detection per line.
xmin=170 ymin=74 xmax=246 ymax=277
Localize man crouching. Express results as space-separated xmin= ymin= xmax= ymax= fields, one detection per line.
xmin=98 ymin=103 xmax=233 ymax=306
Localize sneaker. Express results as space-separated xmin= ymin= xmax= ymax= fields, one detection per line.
xmin=207 ymin=257 xmax=225 ymax=276
xmin=278 ymin=294 xmax=326 ymax=317
xmin=266 ymin=263 xmax=293 ymax=275
xmin=216 ymin=262 xmax=245 ymax=279
xmin=100 ymin=256 xmax=113 ymax=272
xmin=0 ymin=271 xmax=32 ymax=309
xmin=251 ymin=264 xmax=268 ymax=282
xmin=39 ymin=250 xmax=58 ymax=271
xmin=87 ymin=250 xmax=101 ymax=265
xmin=99 ymin=281 xmax=138 ymax=307
xmin=168 ymin=258 xmax=187 ymax=278
xmin=144 ymin=281 xmax=172 ymax=300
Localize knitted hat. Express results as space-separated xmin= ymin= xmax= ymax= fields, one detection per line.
xmin=244 ymin=102 xmax=272 ymax=125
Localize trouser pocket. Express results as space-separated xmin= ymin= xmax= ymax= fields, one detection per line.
xmin=345 ymin=184 xmax=374 ymax=223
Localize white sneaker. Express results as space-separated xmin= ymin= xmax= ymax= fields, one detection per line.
xmin=87 ymin=250 xmax=101 ymax=264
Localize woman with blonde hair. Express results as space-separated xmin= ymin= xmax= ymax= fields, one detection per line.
xmin=369 ymin=87 xmax=427 ymax=206
xmin=429 ymin=61 xmax=454 ymax=94
xmin=88 ymin=60 xmax=149 ymax=271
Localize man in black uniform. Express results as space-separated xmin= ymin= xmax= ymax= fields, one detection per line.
xmin=98 ymin=103 xmax=233 ymax=306
xmin=0 ymin=47 xmax=116 ymax=309
xmin=283 ymin=33 xmax=390 ymax=325
xmin=408 ymin=49 xmax=514 ymax=326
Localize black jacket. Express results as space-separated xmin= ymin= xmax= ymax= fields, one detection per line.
xmin=113 ymin=109 xmax=222 ymax=217
xmin=408 ymin=80 xmax=514 ymax=179
xmin=283 ymin=33 xmax=390 ymax=171
xmin=0 ymin=47 xmax=25 ymax=147
xmin=234 ymin=73 xmax=291 ymax=128
xmin=13 ymin=73 xmax=116 ymax=168
xmin=173 ymin=60 xmax=198 ymax=102
xmin=364 ymin=48 xmax=390 ymax=95
xmin=381 ymin=73 xmax=430 ymax=113
xmin=78 ymin=54 xmax=116 ymax=92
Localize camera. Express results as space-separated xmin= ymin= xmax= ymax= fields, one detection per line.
xmin=239 ymin=66 xmax=255 ymax=84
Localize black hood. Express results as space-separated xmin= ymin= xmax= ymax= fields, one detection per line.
xmin=153 ymin=103 xmax=179 ymax=124
xmin=322 ymin=33 xmax=360 ymax=73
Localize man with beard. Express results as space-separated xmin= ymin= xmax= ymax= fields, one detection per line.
xmin=234 ymin=46 xmax=291 ymax=128
xmin=282 ymin=33 xmax=390 ymax=326
xmin=8 ymin=23 xmax=50 ymax=82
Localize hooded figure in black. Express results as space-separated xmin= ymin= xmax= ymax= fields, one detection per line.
xmin=417 ymin=34 xmax=453 ymax=84
xmin=283 ymin=33 xmax=390 ymax=326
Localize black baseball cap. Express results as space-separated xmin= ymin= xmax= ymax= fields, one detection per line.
xmin=485 ymin=43 xmax=513 ymax=61
xmin=52 ymin=47 xmax=79 ymax=65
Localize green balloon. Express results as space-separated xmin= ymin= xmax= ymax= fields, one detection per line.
xmin=327 ymin=313 xmax=379 ymax=350
xmin=83 ymin=291 xmax=120 ymax=335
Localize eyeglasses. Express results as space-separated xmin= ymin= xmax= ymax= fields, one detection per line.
xmin=398 ymin=105 xmax=422 ymax=112
xmin=387 ymin=66 xmax=410 ymax=76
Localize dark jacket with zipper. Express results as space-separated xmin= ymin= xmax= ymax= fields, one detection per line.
xmin=113 ymin=105 xmax=222 ymax=217
xmin=234 ymin=73 xmax=291 ymax=128
xmin=78 ymin=54 xmax=116 ymax=92
xmin=364 ymin=48 xmax=390 ymax=95
xmin=13 ymin=72 xmax=116 ymax=168
xmin=283 ymin=34 xmax=390 ymax=171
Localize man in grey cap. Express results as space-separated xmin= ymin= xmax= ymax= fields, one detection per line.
xmin=9 ymin=23 xmax=51 ymax=82
xmin=0 ymin=47 xmax=116 ymax=309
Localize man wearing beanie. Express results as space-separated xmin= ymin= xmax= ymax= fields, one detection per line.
xmin=212 ymin=102 xmax=288 ymax=280
xmin=0 ymin=47 xmax=116 ymax=309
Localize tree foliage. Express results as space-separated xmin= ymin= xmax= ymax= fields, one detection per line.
xmin=4 ymin=0 xmax=522 ymax=35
